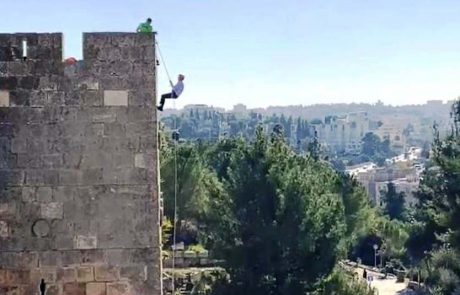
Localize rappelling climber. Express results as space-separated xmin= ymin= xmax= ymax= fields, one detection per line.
xmin=137 ymin=18 xmax=153 ymax=34
xmin=157 ymin=74 xmax=185 ymax=111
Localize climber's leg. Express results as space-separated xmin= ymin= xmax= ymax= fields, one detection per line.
xmin=157 ymin=92 xmax=177 ymax=111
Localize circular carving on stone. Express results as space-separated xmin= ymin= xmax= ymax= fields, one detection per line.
xmin=32 ymin=219 xmax=50 ymax=238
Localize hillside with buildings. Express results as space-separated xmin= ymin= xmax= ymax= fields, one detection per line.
xmin=160 ymin=100 xmax=450 ymax=156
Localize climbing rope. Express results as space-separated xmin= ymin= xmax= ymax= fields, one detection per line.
xmin=155 ymin=39 xmax=173 ymax=84
xmin=156 ymin=36 xmax=179 ymax=295
xmin=171 ymin=99 xmax=178 ymax=295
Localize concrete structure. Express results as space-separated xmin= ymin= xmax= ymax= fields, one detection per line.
xmin=0 ymin=33 xmax=161 ymax=294
xmin=347 ymin=160 xmax=421 ymax=206
xmin=314 ymin=111 xmax=370 ymax=153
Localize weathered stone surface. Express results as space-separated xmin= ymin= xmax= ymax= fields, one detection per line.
xmin=134 ymin=153 xmax=154 ymax=169
xmin=87 ymin=282 xmax=106 ymax=295
xmin=76 ymin=266 xmax=94 ymax=282
xmin=0 ymin=90 xmax=9 ymax=107
xmin=104 ymin=90 xmax=128 ymax=106
xmin=57 ymin=267 xmax=76 ymax=283
xmin=0 ymin=32 xmax=160 ymax=295
xmin=40 ymin=202 xmax=63 ymax=219
xmin=30 ymin=267 xmax=56 ymax=284
xmin=0 ymin=221 xmax=9 ymax=238
xmin=120 ymin=265 xmax=147 ymax=282
xmin=107 ymin=282 xmax=130 ymax=295
xmin=95 ymin=265 xmax=119 ymax=282
xmin=31 ymin=219 xmax=50 ymax=237
xmin=63 ymin=282 xmax=86 ymax=295
xmin=74 ymin=235 xmax=97 ymax=249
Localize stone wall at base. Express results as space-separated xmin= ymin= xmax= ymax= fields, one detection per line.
xmin=0 ymin=33 xmax=161 ymax=295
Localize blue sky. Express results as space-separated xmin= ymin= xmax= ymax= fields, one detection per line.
xmin=1 ymin=0 xmax=459 ymax=109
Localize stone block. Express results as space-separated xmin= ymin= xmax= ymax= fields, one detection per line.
xmin=76 ymin=266 xmax=94 ymax=282
xmin=25 ymin=169 xmax=58 ymax=186
xmin=63 ymin=282 xmax=86 ymax=295
xmin=0 ymin=252 xmax=38 ymax=268
xmin=0 ymin=203 xmax=16 ymax=218
xmin=94 ymin=265 xmax=118 ymax=282
xmin=107 ymin=282 xmax=130 ymax=295
xmin=36 ymin=187 xmax=53 ymax=202
xmin=59 ymin=170 xmax=83 ymax=185
xmin=17 ymin=153 xmax=42 ymax=168
xmin=92 ymin=109 xmax=117 ymax=123
xmin=110 ymin=153 xmax=134 ymax=169
xmin=61 ymin=250 xmax=105 ymax=266
xmin=52 ymin=186 xmax=75 ymax=203
xmin=86 ymin=282 xmax=106 ymax=295
xmin=0 ymin=221 xmax=9 ymax=238
xmin=81 ymin=168 xmax=104 ymax=185
xmin=41 ymin=154 xmax=63 ymax=169
xmin=85 ymin=123 xmax=104 ymax=137
xmin=10 ymin=138 xmax=26 ymax=153
xmin=9 ymin=90 xmax=31 ymax=106
xmin=6 ymin=269 xmax=30 ymax=284
xmin=78 ymin=81 xmax=99 ymax=91
xmin=0 ymin=269 xmax=6 ymax=285
xmin=74 ymin=235 xmax=97 ymax=249
xmin=30 ymin=267 xmax=56 ymax=284
xmin=0 ymin=286 xmax=26 ymax=295
xmin=116 ymin=168 xmax=148 ymax=185
xmin=57 ymin=267 xmax=76 ymax=283
xmin=0 ymin=170 xmax=24 ymax=186
xmin=44 ymin=285 xmax=59 ymax=295
xmin=0 ymin=91 xmax=9 ymax=107
xmin=103 ymin=122 xmax=126 ymax=137
xmin=21 ymin=186 xmax=36 ymax=202
xmin=82 ymin=91 xmax=103 ymax=106
xmin=40 ymin=202 xmax=63 ymax=219
xmin=38 ymin=251 xmax=62 ymax=267
xmin=134 ymin=153 xmax=154 ymax=169
xmin=104 ymin=90 xmax=128 ymax=106
xmin=120 ymin=265 xmax=147 ymax=282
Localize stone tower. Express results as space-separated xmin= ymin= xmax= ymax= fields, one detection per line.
xmin=0 ymin=33 xmax=161 ymax=294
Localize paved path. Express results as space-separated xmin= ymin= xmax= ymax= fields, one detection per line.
xmin=355 ymin=267 xmax=415 ymax=295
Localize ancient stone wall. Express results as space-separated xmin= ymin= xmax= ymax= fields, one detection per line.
xmin=0 ymin=33 xmax=161 ymax=295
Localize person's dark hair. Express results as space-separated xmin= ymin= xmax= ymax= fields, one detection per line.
xmin=147 ymin=18 xmax=152 ymax=23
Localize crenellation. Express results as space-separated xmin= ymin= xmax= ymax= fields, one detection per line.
xmin=0 ymin=32 xmax=160 ymax=295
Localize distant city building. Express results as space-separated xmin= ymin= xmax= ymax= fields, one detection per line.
xmin=314 ymin=111 xmax=370 ymax=153
xmin=346 ymin=148 xmax=424 ymax=206
xmin=232 ymin=103 xmax=248 ymax=114
xmin=184 ymin=104 xmax=225 ymax=113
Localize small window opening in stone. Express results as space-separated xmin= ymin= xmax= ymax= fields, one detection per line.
xmin=22 ymin=39 xmax=28 ymax=61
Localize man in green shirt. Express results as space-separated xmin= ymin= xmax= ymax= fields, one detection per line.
xmin=137 ymin=18 xmax=153 ymax=34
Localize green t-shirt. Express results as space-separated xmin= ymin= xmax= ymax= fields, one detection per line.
xmin=137 ymin=22 xmax=153 ymax=33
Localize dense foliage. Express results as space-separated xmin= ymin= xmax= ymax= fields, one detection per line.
xmin=406 ymin=99 xmax=460 ymax=294
xmin=159 ymin=99 xmax=460 ymax=294
xmin=383 ymin=182 xmax=407 ymax=221
xmin=160 ymin=124 xmax=379 ymax=294
xmin=361 ymin=132 xmax=394 ymax=166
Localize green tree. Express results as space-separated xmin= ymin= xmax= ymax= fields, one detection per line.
xmin=383 ymin=182 xmax=406 ymax=221
xmin=160 ymin=142 xmax=220 ymax=224
xmin=204 ymin=128 xmax=347 ymax=294
xmin=361 ymin=132 xmax=393 ymax=165
xmin=407 ymin=99 xmax=460 ymax=293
